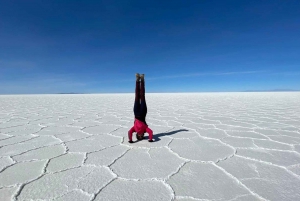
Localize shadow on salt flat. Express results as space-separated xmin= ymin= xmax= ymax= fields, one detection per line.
xmin=123 ymin=129 xmax=190 ymax=148
xmin=144 ymin=129 xmax=189 ymax=142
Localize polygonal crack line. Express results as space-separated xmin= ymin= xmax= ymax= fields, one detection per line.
xmin=73 ymin=117 xmax=83 ymax=121
xmin=259 ymin=136 xmax=297 ymax=147
xmin=74 ymin=167 xmax=98 ymax=188
xmin=85 ymin=143 xmax=122 ymax=160
xmin=162 ymin=180 xmax=176 ymax=201
xmin=0 ymin=135 xmax=14 ymax=142
xmin=29 ymin=116 xmax=54 ymax=124
xmin=250 ymin=163 xmax=261 ymax=178
xmin=107 ymin=148 xmax=132 ymax=168
xmin=188 ymin=121 xmax=217 ymax=129
xmin=78 ymin=125 xmax=98 ymax=131
xmin=278 ymin=134 xmax=300 ymax=141
xmin=65 ymin=125 xmax=86 ymax=129
xmin=199 ymin=128 xmax=231 ymax=138
xmin=0 ymin=184 xmax=20 ymax=192
xmin=13 ymin=159 xmax=49 ymax=201
xmin=175 ymin=195 xmax=214 ymax=201
xmin=6 ymin=118 xmax=26 ymax=123
xmin=164 ymin=146 xmax=192 ymax=163
xmin=51 ymin=188 xmax=93 ymax=201
xmin=61 ymin=141 xmax=69 ymax=153
xmin=0 ymin=160 xmax=17 ymax=174
xmin=10 ymin=151 xmax=68 ymax=171
xmin=77 ymin=165 xmax=118 ymax=199
xmin=182 ymin=126 xmax=214 ymax=138
xmin=291 ymin=144 xmax=299 ymax=152
xmin=287 ymin=163 xmax=300 ymax=169
xmin=120 ymin=136 xmax=126 ymax=144
xmin=31 ymin=125 xmax=47 ymax=134
xmin=146 ymin=148 xmax=152 ymax=159
xmin=54 ymin=133 xmax=94 ymax=144
xmin=9 ymin=155 xmax=17 ymax=163
xmin=43 ymin=152 xmax=78 ymax=173
xmin=224 ymin=120 xmax=259 ymax=128
xmin=166 ymin=140 xmax=237 ymax=166
xmin=0 ymin=124 xmax=28 ymax=131
xmin=10 ymin=142 xmax=67 ymax=161
xmin=236 ymin=147 xmax=300 ymax=155
xmin=107 ymin=126 xmax=123 ymax=135
xmin=202 ymin=117 xmax=223 ymax=125
xmin=43 ymin=159 xmax=51 ymax=174
xmin=0 ymin=127 xmax=24 ymax=135
xmin=105 ymin=132 xmax=124 ymax=139
xmin=48 ymin=163 xmax=88 ymax=176
xmin=41 ymin=165 xmax=96 ymax=200
xmin=81 ymin=152 xmax=89 ymax=164
xmin=192 ymin=129 xmax=237 ymax=158
xmin=50 ymin=135 xmax=64 ymax=143
xmin=90 ymin=177 xmax=118 ymax=201
xmin=36 ymin=122 xmax=47 ymax=127
xmin=240 ymin=177 xmax=271 ymax=182
xmin=252 ymin=129 xmax=277 ymax=138
xmin=224 ymin=132 xmax=269 ymax=140
xmin=215 ymin=150 xmax=237 ymax=164
xmin=12 ymin=185 xmax=26 ymax=201
xmin=251 ymin=139 xmax=260 ymax=148
xmin=109 ymin=176 xmax=175 ymax=200
xmin=227 ymin=194 xmax=261 ymax=201
xmin=165 ymin=161 xmax=188 ymax=182
xmin=220 ymin=129 xmax=233 ymax=137
xmin=235 ymin=155 xmax=300 ymax=180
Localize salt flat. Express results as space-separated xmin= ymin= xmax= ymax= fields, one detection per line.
xmin=0 ymin=92 xmax=300 ymax=201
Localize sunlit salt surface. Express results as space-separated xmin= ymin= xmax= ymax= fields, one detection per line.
xmin=0 ymin=92 xmax=300 ymax=201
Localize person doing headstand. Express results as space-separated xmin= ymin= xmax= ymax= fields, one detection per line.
xmin=128 ymin=73 xmax=153 ymax=143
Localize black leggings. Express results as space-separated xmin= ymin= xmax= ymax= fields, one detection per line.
xmin=133 ymin=80 xmax=147 ymax=124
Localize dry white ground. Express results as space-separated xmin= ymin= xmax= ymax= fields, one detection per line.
xmin=0 ymin=92 xmax=300 ymax=201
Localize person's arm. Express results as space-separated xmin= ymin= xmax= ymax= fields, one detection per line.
xmin=145 ymin=127 xmax=153 ymax=142
xmin=128 ymin=126 xmax=135 ymax=142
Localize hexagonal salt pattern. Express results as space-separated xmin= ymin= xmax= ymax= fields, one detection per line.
xmin=167 ymin=162 xmax=255 ymax=200
xmin=110 ymin=147 xmax=185 ymax=179
xmin=0 ymin=186 xmax=19 ymax=201
xmin=94 ymin=179 xmax=173 ymax=201
xmin=0 ymin=92 xmax=300 ymax=200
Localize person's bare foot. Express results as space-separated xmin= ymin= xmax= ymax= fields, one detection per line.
xmin=140 ymin=74 xmax=144 ymax=81
xmin=136 ymin=73 xmax=140 ymax=82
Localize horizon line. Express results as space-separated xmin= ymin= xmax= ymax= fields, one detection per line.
xmin=1 ymin=89 xmax=300 ymax=95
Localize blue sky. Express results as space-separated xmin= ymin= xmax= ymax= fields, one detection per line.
xmin=0 ymin=0 xmax=299 ymax=94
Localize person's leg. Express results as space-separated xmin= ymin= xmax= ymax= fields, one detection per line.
xmin=140 ymin=75 xmax=147 ymax=122
xmin=133 ymin=74 xmax=141 ymax=117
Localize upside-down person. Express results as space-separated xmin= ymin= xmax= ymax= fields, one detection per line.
xmin=128 ymin=73 xmax=153 ymax=143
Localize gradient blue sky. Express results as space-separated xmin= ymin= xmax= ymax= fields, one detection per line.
xmin=1 ymin=0 xmax=299 ymax=94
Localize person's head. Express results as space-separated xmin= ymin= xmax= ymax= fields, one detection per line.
xmin=136 ymin=133 xmax=144 ymax=141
